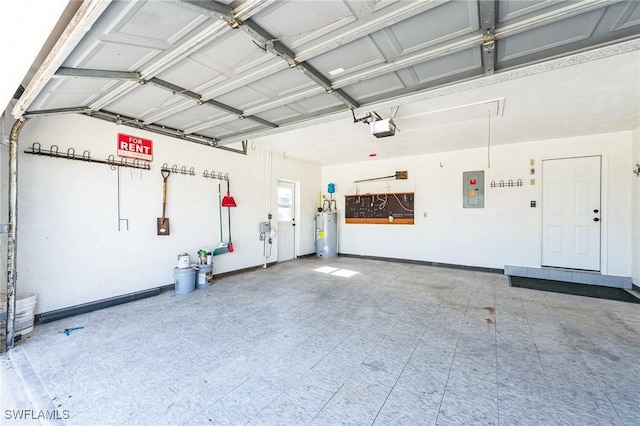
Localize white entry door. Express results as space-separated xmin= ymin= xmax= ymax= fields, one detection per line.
xmin=542 ymin=156 xmax=601 ymax=271
xmin=277 ymin=180 xmax=296 ymax=262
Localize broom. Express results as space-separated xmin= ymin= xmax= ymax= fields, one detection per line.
xmin=213 ymin=182 xmax=229 ymax=256
xmin=222 ymin=179 xmax=236 ymax=252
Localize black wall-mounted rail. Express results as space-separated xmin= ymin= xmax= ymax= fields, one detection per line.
xmin=161 ymin=163 xmax=196 ymax=176
xmin=24 ymin=142 xmax=151 ymax=171
xmin=202 ymin=170 xmax=229 ymax=180
xmin=490 ymin=179 xmax=523 ymax=188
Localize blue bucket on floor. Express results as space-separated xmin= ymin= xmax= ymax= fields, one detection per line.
xmin=173 ymin=267 xmax=196 ymax=294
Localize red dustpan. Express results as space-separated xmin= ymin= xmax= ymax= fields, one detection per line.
xmin=221 ymin=190 xmax=236 ymax=207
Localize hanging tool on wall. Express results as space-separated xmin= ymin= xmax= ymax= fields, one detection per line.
xmin=354 ymin=170 xmax=408 ymax=183
xmin=222 ymin=179 xmax=237 ymax=252
xmin=157 ymin=169 xmax=171 ymax=235
xmin=213 ymin=181 xmax=229 ymax=255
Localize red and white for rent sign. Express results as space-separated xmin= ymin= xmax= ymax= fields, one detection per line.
xmin=117 ymin=133 xmax=153 ymax=162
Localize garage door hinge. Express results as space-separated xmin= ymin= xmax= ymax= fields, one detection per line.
xmin=482 ymin=33 xmax=496 ymax=45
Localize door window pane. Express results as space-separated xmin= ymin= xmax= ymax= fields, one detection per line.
xmin=278 ymin=186 xmax=293 ymax=221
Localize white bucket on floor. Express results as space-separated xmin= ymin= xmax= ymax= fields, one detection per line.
xmin=15 ymin=293 xmax=37 ymax=335
xmin=177 ymin=253 xmax=190 ymax=269
xmin=174 ymin=267 xmax=196 ymax=294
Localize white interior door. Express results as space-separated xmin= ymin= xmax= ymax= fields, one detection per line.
xmin=277 ymin=181 xmax=296 ymax=262
xmin=542 ymin=156 xmax=601 ymax=271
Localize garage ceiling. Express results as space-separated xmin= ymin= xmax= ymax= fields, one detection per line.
xmin=13 ymin=0 xmax=640 ymax=162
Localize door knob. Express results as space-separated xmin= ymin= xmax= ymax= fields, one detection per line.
xmin=593 ymin=218 xmax=600 ymax=222
xmin=593 ymin=209 xmax=599 ymax=213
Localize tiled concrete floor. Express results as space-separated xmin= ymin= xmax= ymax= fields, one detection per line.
xmin=2 ymin=257 xmax=639 ymax=425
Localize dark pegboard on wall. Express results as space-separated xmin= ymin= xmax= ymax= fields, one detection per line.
xmin=345 ymin=193 xmax=414 ymax=224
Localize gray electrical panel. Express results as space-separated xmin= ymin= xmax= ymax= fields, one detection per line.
xmin=463 ymin=171 xmax=484 ymax=208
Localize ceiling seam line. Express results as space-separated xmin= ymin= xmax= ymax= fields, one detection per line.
xmin=293 ymin=0 xmax=449 ymax=63
xmin=17 ymin=106 xmax=247 ymax=154
xmin=330 ymin=35 xmax=484 ymax=90
xmin=494 ymin=0 xmax=616 ymax=40
xmin=146 ymin=77 xmax=279 ymax=128
xmin=238 ymin=18 xmax=359 ymax=109
xmin=85 ymin=109 xmax=247 ymax=154
xmin=51 ymin=67 xmax=279 ymax=129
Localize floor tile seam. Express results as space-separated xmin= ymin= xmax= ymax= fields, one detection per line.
xmin=370 ymin=297 xmax=447 ymax=425
xmin=307 ymin=322 xmax=365 ymax=372
xmin=544 ymin=300 xmax=628 ymax=425
xmin=308 ymin=304 xmax=397 ymax=364
xmin=223 ymin=304 xmax=278 ymax=322
xmin=275 ymin=310 xmax=332 ymax=336
xmin=306 ymin=383 xmax=345 ymax=425
xmin=304 ymin=363 xmax=390 ymax=421
xmin=516 ymin=288 xmax=563 ymax=422
xmin=434 ymin=294 xmax=471 ymax=425
xmin=559 ymin=327 xmax=640 ymax=370
xmin=203 ymin=322 xmax=301 ymax=355
xmin=113 ymin=390 xmax=180 ymax=425
xmin=293 ymin=322 xmax=337 ymax=363
xmin=359 ymin=318 xmax=401 ymax=370
xmin=246 ymin=387 xmax=289 ymax=421
xmin=185 ymin=376 xmax=253 ymax=424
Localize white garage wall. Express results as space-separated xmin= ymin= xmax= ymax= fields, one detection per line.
xmin=323 ymin=131 xmax=633 ymax=276
xmin=632 ymin=127 xmax=640 ymax=287
xmin=16 ymin=114 xmax=319 ymax=313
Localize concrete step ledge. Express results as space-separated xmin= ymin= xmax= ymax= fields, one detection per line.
xmin=625 ymin=289 xmax=640 ymax=299
xmin=504 ymin=265 xmax=632 ymax=289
